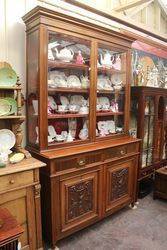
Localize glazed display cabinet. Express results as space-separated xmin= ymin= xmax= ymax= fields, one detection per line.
xmin=131 ymin=86 xmax=167 ymax=196
xmin=23 ymin=6 xmax=140 ymax=248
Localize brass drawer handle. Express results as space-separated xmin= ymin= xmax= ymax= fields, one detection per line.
xmin=9 ymin=179 xmax=15 ymax=184
xmin=77 ymin=159 xmax=86 ymax=167
xmin=120 ymin=150 xmax=126 ymax=155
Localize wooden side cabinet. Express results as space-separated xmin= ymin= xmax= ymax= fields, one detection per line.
xmin=0 ymin=158 xmax=45 ymax=250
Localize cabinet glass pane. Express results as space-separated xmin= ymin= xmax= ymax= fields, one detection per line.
xmin=142 ymin=152 xmax=147 ymax=168
xmin=129 ymin=98 xmax=138 ymax=137
xmin=47 ymin=32 xmax=91 ymax=146
xmin=27 ymin=31 xmax=39 ymax=146
xmin=145 ymin=97 xmax=154 ymax=115
xmin=148 ymin=116 xmax=154 ymax=147
xmin=143 ymin=117 xmax=149 ymax=149
xmin=96 ymin=44 xmax=126 ymax=138
xmin=147 ymin=149 xmax=153 ymax=166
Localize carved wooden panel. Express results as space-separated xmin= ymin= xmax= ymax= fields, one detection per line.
xmin=60 ymin=169 xmax=102 ymax=232
xmin=68 ymin=180 xmax=93 ymax=220
xmin=110 ymin=168 xmax=129 ymax=201
xmin=105 ymin=158 xmax=135 ymax=214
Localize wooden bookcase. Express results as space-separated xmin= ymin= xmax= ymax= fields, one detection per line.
xmin=23 ymin=6 xmax=140 ymax=248
xmin=131 ymin=86 xmax=167 ymax=196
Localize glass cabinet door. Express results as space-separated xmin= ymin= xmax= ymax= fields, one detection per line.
xmin=47 ymin=32 xmax=91 ymax=146
xmin=162 ymin=99 xmax=167 ymax=159
xmin=96 ymin=43 xmax=126 ymax=138
xmin=142 ymin=96 xmax=155 ymax=168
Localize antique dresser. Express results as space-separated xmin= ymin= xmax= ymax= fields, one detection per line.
xmin=0 ymin=158 xmax=45 ymax=250
xmin=23 ymin=6 xmax=140 ymax=248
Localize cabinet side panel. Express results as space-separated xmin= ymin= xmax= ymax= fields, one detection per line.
xmin=27 ymin=29 xmax=39 ymax=148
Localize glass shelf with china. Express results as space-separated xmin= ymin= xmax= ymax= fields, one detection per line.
xmin=96 ymin=43 xmax=126 ymax=138
xmin=46 ymin=32 xmax=91 ymax=146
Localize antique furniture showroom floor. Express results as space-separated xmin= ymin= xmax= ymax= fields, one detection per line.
xmin=54 ymin=194 xmax=167 ymax=250
xmin=0 ymin=1 xmax=167 ymax=250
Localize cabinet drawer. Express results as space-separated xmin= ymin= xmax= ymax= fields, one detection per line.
xmin=104 ymin=143 xmax=138 ymax=161
xmin=55 ymin=152 xmax=102 ymax=172
xmin=0 ymin=171 xmax=34 ymax=193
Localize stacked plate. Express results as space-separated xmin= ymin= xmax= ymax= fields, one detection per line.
xmin=0 ymin=98 xmax=17 ymax=116
xmin=0 ymin=67 xmax=17 ymax=87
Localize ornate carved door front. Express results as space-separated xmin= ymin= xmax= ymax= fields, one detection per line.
xmin=105 ymin=158 xmax=135 ymax=214
xmin=60 ymin=167 xmax=102 ymax=232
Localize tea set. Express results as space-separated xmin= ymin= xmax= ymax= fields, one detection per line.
xmin=54 ymin=47 xmax=74 ymax=62
xmin=97 ymin=120 xmax=123 ymax=137
xmin=97 ymin=97 xmax=119 ymax=112
xmin=97 ymin=74 xmax=123 ymax=91
xmin=47 ymin=118 xmax=89 ymax=143
xmin=48 ymin=71 xmax=90 ymax=89
xmin=48 ymin=95 xmax=89 ymax=115
xmin=48 ymin=125 xmax=74 ymax=142
xmin=99 ymin=51 xmax=122 ymax=70
xmin=48 ymin=42 xmax=85 ymax=65
xmin=97 ymin=120 xmax=116 ymax=136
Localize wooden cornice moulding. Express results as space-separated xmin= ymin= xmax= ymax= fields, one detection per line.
xmin=22 ymin=5 xmax=136 ymax=45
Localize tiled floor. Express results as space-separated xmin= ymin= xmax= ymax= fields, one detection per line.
xmin=45 ymin=195 xmax=167 ymax=250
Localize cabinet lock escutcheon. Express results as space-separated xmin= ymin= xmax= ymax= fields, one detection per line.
xmin=120 ymin=150 xmax=126 ymax=155
xmin=9 ymin=179 xmax=15 ymax=184
xmin=77 ymin=158 xmax=86 ymax=167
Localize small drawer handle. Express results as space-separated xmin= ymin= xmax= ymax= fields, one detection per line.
xmin=9 ymin=179 xmax=15 ymax=184
xmin=120 ymin=150 xmax=126 ymax=155
xmin=77 ymin=159 xmax=86 ymax=167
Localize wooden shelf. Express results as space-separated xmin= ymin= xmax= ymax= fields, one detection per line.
xmin=48 ymin=87 xmax=89 ymax=93
xmin=0 ymin=115 xmax=25 ymax=120
xmin=144 ymin=113 xmax=155 ymax=116
xmin=48 ymin=60 xmax=89 ymax=70
xmin=48 ymin=138 xmax=89 ymax=147
xmin=97 ymin=89 xmax=124 ymax=94
xmin=97 ymin=67 xmax=125 ymax=74
xmin=96 ymin=111 xmax=123 ymax=116
xmin=48 ymin=113 xmax=88 ymax=119
xmin=0 ymin=86 xmax=21 ymax=90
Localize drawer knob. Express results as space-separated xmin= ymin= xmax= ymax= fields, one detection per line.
xmin=120 ymin=150 xmax=126 ymax=155
xmin=9 ymin=179 xmax=15 ymax=184
xmin=77 ymin=159 xmax=86 ymax=167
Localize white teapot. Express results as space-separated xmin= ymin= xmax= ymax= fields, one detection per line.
xmin=54 ymin=47 xmax=74 ymax=62
xmin=100 ymin=51 xmax=114 ymax=67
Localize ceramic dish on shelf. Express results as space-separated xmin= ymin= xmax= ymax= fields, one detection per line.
xmin=5 ymin=98 xmax=17 ymax=115
xmin=48 ymin=96 xmax=57 ymax=111
xmin=60 ymin=96 xmax=69 ymax=106
xmin=0 ymin=129 xmax=16 ymax=152
xmin=67 ymin=75 xmax=81 ymax=88
xmin=0 ymin=99 xmax=11 ymax=116
xmin=54 ymin=75 xmax=67 ymax=88
xmin=70 ymin=95 xmax=84 ymax=106
xmin=0 ymin=67 xmax=17 ymax=87
xmin=107 ymin=120 xmax=116 ymax=133
xmin=111 ymin=73 xmax=122 ymax=86
xmin=97 ymin=97 xmax=110 ymax=106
